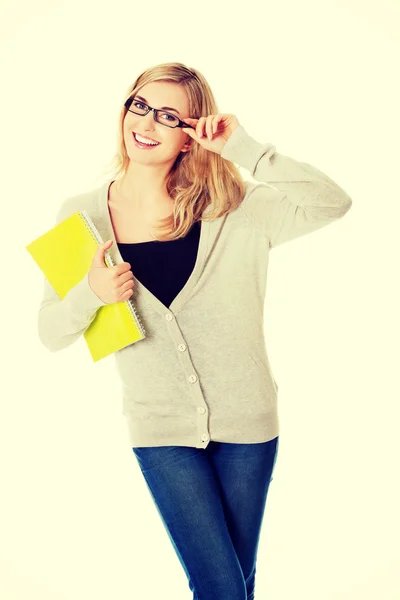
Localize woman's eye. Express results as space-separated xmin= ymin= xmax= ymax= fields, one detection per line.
xmin=161 ymin=113 xmax=176 ymax=122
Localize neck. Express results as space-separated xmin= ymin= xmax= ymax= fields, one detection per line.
xmin=115 ymin=159 xmax=175 ymax=214
xmin=112 ymin=182 xmax=174 ymax=219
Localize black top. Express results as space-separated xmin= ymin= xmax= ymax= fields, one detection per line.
xmin=117 ymin=221 xmax=201 ymax=308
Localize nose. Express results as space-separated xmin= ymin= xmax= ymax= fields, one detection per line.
xmin=141 ymin=109 xmax=157 ymax=131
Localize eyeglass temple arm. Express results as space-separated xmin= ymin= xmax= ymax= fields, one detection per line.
xmin=180 ymin=121 xmax=196 ymax=130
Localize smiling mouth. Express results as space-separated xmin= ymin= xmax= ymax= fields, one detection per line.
xmin=133 ymin=132 xmax=161 ymax=145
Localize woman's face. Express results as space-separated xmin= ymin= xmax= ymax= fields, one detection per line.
xmin=123 ymin=81 xmax=193 ymax=164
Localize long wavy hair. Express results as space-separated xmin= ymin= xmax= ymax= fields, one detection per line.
xmin=101 ymin=62 xmax=247 ymax=242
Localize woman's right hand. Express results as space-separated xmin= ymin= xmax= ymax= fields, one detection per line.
xmin=88 ymin=240 xmax=134 ymax=304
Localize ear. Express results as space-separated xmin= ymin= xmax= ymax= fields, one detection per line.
xmin=180 ymin=140 xmax=193 ymax=153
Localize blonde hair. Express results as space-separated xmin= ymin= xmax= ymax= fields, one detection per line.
xmin=101 ymin=62 xmax=247 ymax=241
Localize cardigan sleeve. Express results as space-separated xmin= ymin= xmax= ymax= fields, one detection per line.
xmin=221 ymin=124 xmax=352 ymax=248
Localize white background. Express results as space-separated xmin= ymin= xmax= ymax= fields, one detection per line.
xmin=1 ymin=0 xmax=399 ymax=599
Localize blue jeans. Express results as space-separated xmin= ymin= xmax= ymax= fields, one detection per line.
xmin=132 ymin=436 xmax=279 ymax=600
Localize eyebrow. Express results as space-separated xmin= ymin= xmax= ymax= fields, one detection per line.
xmin=134 ymin=95 xmax=181 ymax=116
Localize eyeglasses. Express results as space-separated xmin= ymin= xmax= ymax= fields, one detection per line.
xmin=124 ymin=97 xmax=196 ymax=130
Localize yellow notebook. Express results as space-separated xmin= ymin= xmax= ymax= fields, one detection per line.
xmin=26 ymin=210 xmax=146 ymax=362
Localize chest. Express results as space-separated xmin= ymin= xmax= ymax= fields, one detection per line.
xmin=107 ymin=191 xmax=173 ymax=244
xmin=108 ymin=207 xmax=156 ymax=243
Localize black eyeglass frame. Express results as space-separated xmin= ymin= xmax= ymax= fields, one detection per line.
xmin=124 ymin=97 xmax=196 ymax=130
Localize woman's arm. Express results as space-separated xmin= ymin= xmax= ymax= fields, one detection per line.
xmin=221 ymin=125 xmax=352 ymax=248
xmin=37 ymin=201 xmax=106 ymax=352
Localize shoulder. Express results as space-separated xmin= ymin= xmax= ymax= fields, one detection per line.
xmin=55 ymin=183 xmax=104 ymax=225
xmin=237 ymin=180 xmax=271 ymax=212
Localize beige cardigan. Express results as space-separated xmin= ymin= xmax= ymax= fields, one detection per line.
xmin=37 ymin=124 xmax=352 ymax=448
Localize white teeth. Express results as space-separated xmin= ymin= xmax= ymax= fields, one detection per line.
xmin=134 ymin=133 xmax=159 ymax=145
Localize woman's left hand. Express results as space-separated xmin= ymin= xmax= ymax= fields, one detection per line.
xmin=181 ymin=114 xmax=240 ymax=155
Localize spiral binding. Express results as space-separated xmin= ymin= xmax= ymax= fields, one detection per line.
xmin=78 ymin=210 xmax=146 ymax=340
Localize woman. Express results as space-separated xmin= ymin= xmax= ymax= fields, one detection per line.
xmin=38 ymin=62 xmax=352 ymax=600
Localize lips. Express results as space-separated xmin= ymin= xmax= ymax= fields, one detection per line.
xmin=133 ymin=132 xmax=160 ymax=145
